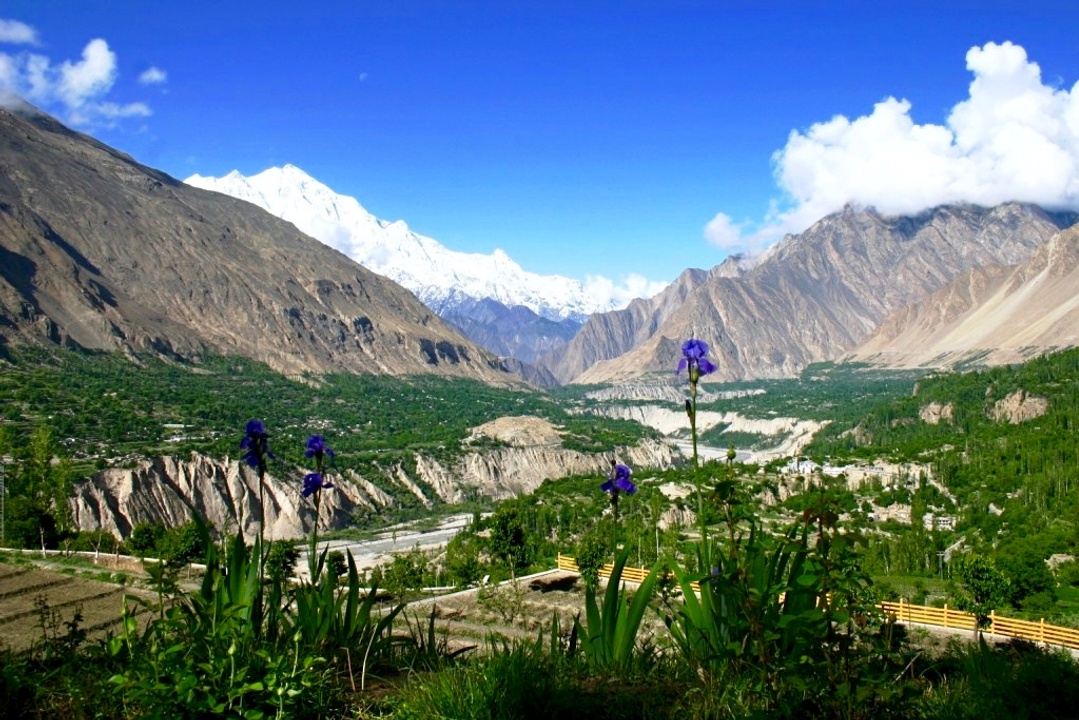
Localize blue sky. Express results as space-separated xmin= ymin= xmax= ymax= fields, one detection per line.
xmin=2 ymin=1 xmax=1078 ymax=298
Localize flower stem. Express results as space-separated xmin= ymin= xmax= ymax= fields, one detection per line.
xmin=689 ymin=380 xmax=707 ymax=543
xmin=257 ymin=466 xmax=266 ymax=585
xmin=689 ymin=381 xmax=700 ymax=468
xmin=309 ymin=490 xmax=321 ymax=580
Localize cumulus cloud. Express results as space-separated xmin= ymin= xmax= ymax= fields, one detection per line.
xmin=583 ymin=272 xmax=669 ymax=309
xmin=55 ymin=38 xmax=117 ymax=108
xmin=704 ymin=212 xmax=750 ymax=251
xmin=0 ymin=19 xmax=38 ymax=45
xmin=708 ymin=41 xmax=1079 ymax=252
xmin=138 ymin=66 xmax=167 ymax=85
xmin=0 ymin=29 xmax=153 ymax=127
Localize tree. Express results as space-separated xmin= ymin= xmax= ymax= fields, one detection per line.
xmin=161 ymin=520 xmax=209 ymax=568
xmin=998 ymin=550 xmax=1056 ymax=609
xmin=445 ymin=533 xmax=483 ymax=586
xmin=952 ymin=555 xmax=1010 ymax=629
xmin=383 ymin=548 xmax=428 ymax=595
xmin=488 ymin=504 xmax=533 ymax=579
xmin=326 ymin=550 xmax=348 ymax=579
xmin=5 ymin=495 xmax=59 ymax=550
xmin=128 ymin=522 xmax=167 ymax=557
xmin=4 ymin=425 xmax=73 ymax=548
xmin=575 ymin=519 xmax=615 ymax=589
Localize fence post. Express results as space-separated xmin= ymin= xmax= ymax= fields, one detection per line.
xmin=942 ymin=604 xmax=949 ymax=628
xmin=1039 ymin=618 xmax=1046 ymax=645
xmin=990 ymin=610 xmax=995 ymax=635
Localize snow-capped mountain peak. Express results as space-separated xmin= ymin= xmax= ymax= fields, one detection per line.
xmin=184 ymin=165 xmax=631 ymax=321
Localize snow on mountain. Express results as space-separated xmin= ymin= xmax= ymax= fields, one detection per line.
xmin=184 ymin=165 xmax=639 ymax=321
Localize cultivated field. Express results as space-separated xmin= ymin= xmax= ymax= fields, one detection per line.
xmin=0 ymin=562 xmax=154 ymax=652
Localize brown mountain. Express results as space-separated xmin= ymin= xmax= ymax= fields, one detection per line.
xmin=544 ymin=266 xmax=712 ymax=383
xmin=848 ymin=224 xmax=1079 ymax=368
xmin=560 ymin=203 xmax=1074 ymax=384
xmin=0 ymin=105 xmax=513 ymax=382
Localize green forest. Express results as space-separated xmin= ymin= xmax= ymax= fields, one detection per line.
xmin=806 ymin=348 xmax=1079 ymax=600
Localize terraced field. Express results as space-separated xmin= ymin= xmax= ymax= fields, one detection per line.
xmin=0 ymin=563 xmax=153 ymax=652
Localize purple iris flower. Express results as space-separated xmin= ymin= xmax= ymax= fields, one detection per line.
xmin=676 ymin=338 xmax=717 ymax=377
xmin=302 ymin=472 xmax=334 ymax=498
xmin=240 ymin=419 xmax=270 ymax=470
xmin=601 ymin=463 xmax=637 ymax=495
xmin=305 ymin=434 xmax=335 ymax=460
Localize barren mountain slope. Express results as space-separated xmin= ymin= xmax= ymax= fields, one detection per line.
xmin=546 ymin=266 xmax=711 ymax=382
xmin=849 ymin=225 xmax=1079 ymax=368
xmin=0 ymin=106 xmax=512 ymax=382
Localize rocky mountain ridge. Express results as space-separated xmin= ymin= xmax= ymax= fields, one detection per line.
xmin=437 ymin=296 xmax=581 ymax=366
xmin=0 ymin=106 xmax=512 ymax=382
xmin=545 ymin=266 xmax=712 ymax=383
xmin=183 ymin=166 xmax=651 ymax=368
xmin=185 ymin=165 xmax=618 ymax=323
xmin=558 ymin=203 xmax=1074 ymax=384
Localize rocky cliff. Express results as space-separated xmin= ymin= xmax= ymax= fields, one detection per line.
xmin=413 ymin=438 xmax=675 ymax=503
xmin=69 ymin=454 xmax=394 ymax=541
xmin=0 ymin=104 xmax=512 ymax=382
xmin=556 ymin=204 xmax=1073 ymax=383
xmin=70 ymin=429 xmax=677 ymax=539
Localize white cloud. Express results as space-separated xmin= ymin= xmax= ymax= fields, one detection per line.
xmin=0 ymin=35 xmax=152 ymax=127
xmin=96 ymin=100 xmax=151 ymax=118
xmin=56 ymin=38 xmax=117 ymax=108
xmin=704 ymin=212 xmax=748 ymax=251
xmin=583 ymin=272 xmax=669 ymax=309
xmin=708 ymin=41 xmax=1079 ymax=252
xmin=138 ymin=66 xmax=167 ymax=85
xmin=0 ymin=19 xmax=38 ymax=45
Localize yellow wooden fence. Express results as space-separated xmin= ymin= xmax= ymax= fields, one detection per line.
xmin=555 ymin=554 xmax=1079 ymax=651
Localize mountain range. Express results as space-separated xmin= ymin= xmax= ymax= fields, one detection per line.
xmin=3 ymin=103 xmax=1077 ymax=389
xmin=0 ymin=103 xmax=513 ymax=383
xmin=184 ymin=166 xmax=634 ymax=366
xmin=553 ymin=203 xmax=1077 ymax=384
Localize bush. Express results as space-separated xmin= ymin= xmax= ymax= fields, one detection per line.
xmin=1055 ymin=560 xmax=1079 ymax=588
xmin=265 ymin=539 xmax=301 ymax=584
xmin=126 ymin=522 xmax=166 ymax=557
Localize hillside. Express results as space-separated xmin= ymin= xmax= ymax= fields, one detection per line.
xmin=0 ymin=105 xmax=512 ymax=382
xmin=806 ymin=348 xmax=1079 ymax=573
xmin=849 ymin=224 xmax=1079 ymax=368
